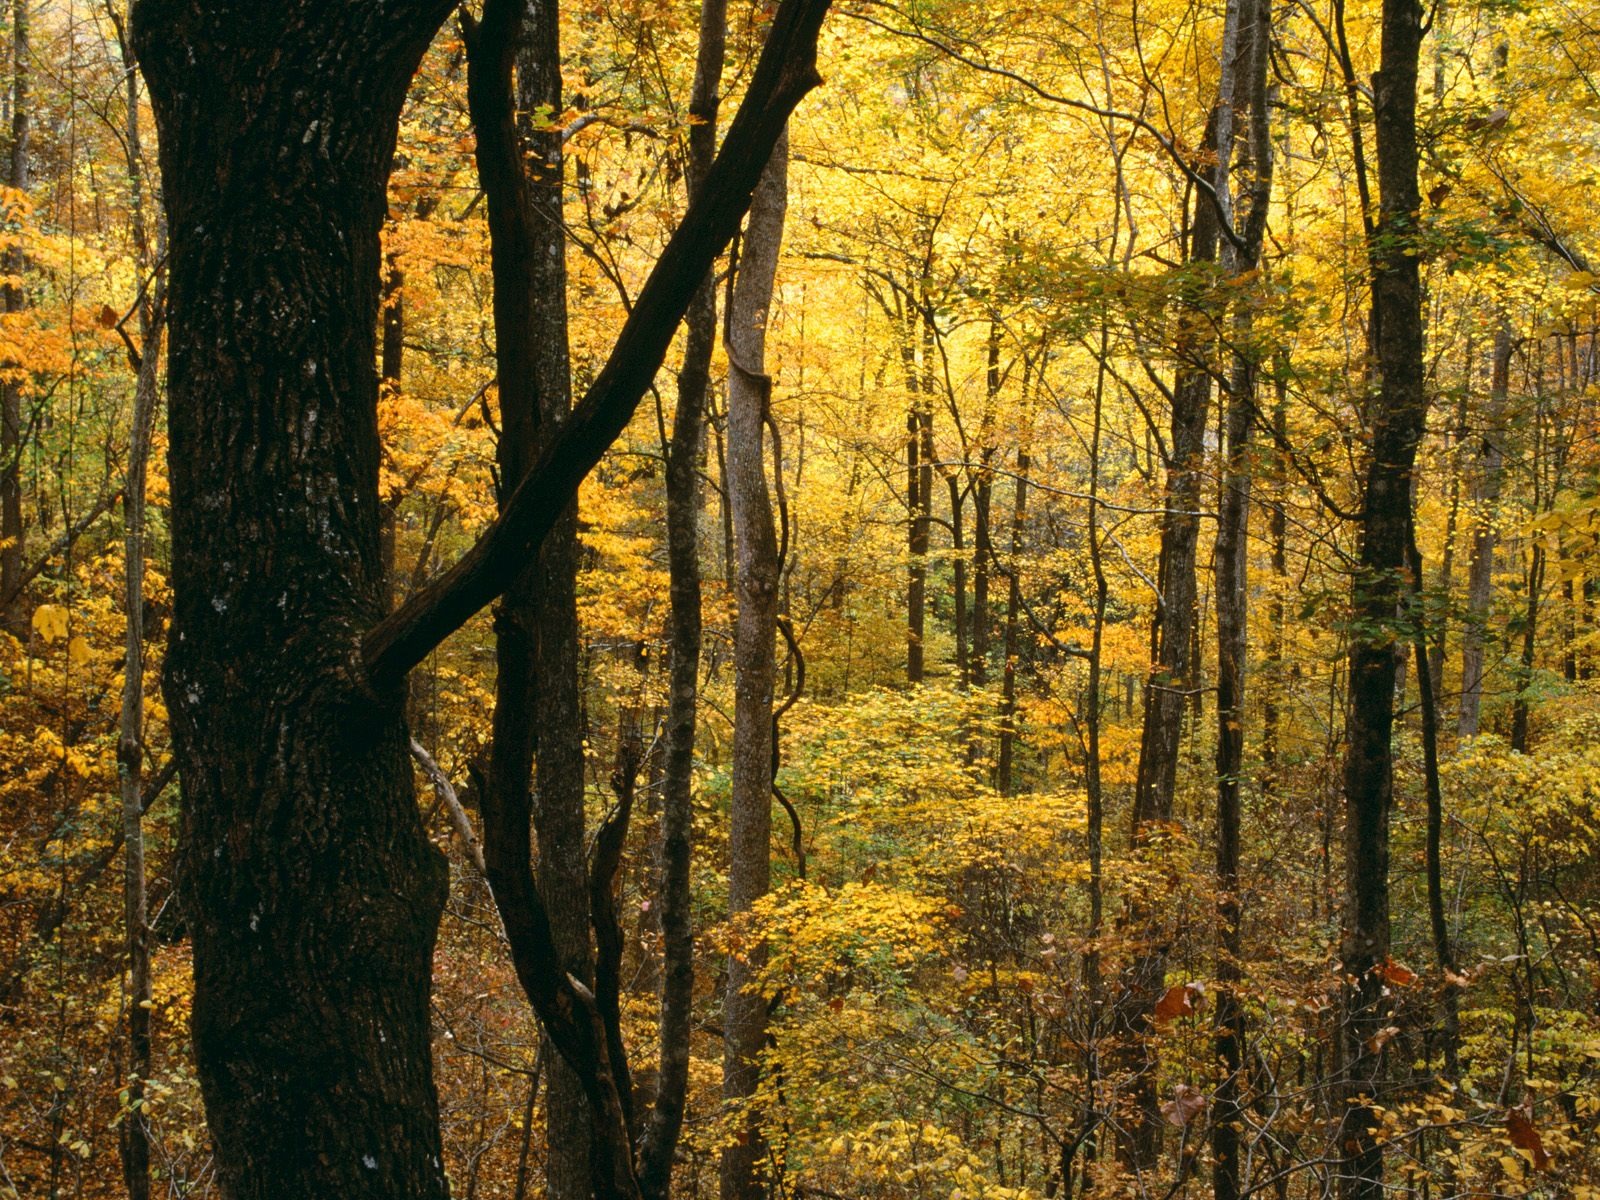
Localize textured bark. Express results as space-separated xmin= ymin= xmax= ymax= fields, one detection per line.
xmin=638 ymin=3 xmax=728 ymax=1196
xmin=1458 ymin=326 xmax=1509 ymax=738
xmin=1338 ymin=0 xmax=1425 ymax=1192
xmin=721 ymin=127 xmax=789 ymax=1200
xmin=132 ymin=4 xmax=457 ymax=1196
xmin=0 ymin=0 xmax=29 ymax=634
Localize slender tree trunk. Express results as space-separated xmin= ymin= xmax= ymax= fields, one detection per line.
xmin=1338 ymin=0 xmax=1426 ymax=1192
xmin=1212 ymin=2 xmax=1274 ymax=1193
xmin=116 ymin=33 xmax=162 ymax=1199
xmin=1261 ymin=371 xmax=1287 ymax=792
xmin=996 ymin=436 xmax=1030 ymax=796
xmin=1120 ymin=105 xmax=1225 ymax=1179
xmin=971 ymin=322 xmax=999 ymax=688
xmin=721 ymin=127 xmax=789 ymax=1200
xmin=135 ymin=5 xmax=457 ymax=1195
xmin=950 ymin=474 xmax=968 ymax=689
xmin=1459 ymin=326 xmax=1509 ymax=738
xmin=0 ymin=0 xmax=29 ymax=634
xmin=905 ymin=303 xmax=928 ymax=684
xmin=638 ymin=3 xmax=727 ymax=1196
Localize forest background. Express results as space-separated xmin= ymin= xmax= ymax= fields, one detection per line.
xmin=2 ymin=0 xmax=1599 ymax=1198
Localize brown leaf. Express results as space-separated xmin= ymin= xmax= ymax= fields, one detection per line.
xmin=97 ymin=303 xmax=119 ymax=329
xmin=1507 ymin=1100 xmax=1550 ymax=1170
xmin=1161 ymin=1084 xmax=1206 ymax=1128
xmin=1155 ymin=982 xmax=1206 ymax=1023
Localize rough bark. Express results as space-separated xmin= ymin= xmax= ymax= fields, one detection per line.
xmin=132 ymin=4 xmax=458 ymax=1196
xmin=1338 ymin=0 xmax=1426 ymax=1192
xmin=1458 ymin=326 xmax=1509 ymax=739
xmin=721 ymin=126 xmax=789 ymax=1200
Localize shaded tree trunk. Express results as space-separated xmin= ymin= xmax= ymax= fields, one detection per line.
xmin=1338 ymin=0 xmax=1426 ymax=1193
xmin=721 ymin=126 xmax=789 ymax=1200
xmin=134 ymin=4 xmax=458 ymax=1195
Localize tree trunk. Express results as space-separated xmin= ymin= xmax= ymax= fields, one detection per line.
xmin=116 ymin=31 xmax=162 ymax=1198
xmin=1458 ymin=326 xmax=1509 ymax=738
xmin=721 ymin=126 xmax=789 ymax=1200
xmin=133 ymin=5 xmax=457 ymax=1196
xmin=0 ymin=0 xmax=29 ymax=634
xmin=1120 ymin=111 xmax=1224 ymax=1177
xmin=1338 ymin=0 xmax=1425 ymax=1192
xmin=971 ymin=321 xmax=999 ymax=688
xmin=996 ymin=438 xmax=1029 ymax=796
xmin=639 ymin=1 xmax=727 ymax=1194
xmin=905 ymin=303 xmax=928 ymax=685
xmin=1212 ymin=1 xmax=1274 ymax=1193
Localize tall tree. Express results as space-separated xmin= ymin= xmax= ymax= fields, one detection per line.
xmin=642 ymin=1 xmax=730 ymax=1197
xmin=722 ymin=125 xmax=790 ymax=1200
xmin=1337 ymin=0 xmax=1427 ymax=1193
xmin=133 ymin=0 xmax=830 ymax=1192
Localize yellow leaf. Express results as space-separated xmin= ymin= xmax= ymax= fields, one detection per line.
xmin=67 ymin=636 xmax=92 ymax=666
xmin=32 ymin=603 xmax=68 ymax=643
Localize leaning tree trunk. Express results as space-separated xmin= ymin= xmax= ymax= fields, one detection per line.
xmin=132 ymin=4 xmax=456 ymax=1196
xmin=721 ymin=126 xmax=789 ymax=1200
xmin=1339 ymin=0 xmax=1426 ymax=1193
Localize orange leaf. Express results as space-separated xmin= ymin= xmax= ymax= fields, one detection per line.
xmin=1378 ymin=958 xmax=1417 ymax=988
xmin=1507 ymin=1100 xmax=1550 ymax=1170
xmin=1364 ymin=1025 xmax=1400 ymax=1054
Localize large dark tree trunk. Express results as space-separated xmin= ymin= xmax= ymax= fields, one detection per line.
xmin=1338 ymin=0 xmax=1425 ymax=1192
xmin=132 ymin=5 xmax=457 ymax=1197
xmin=721 ymin=126 xmax=789 ymax=1200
